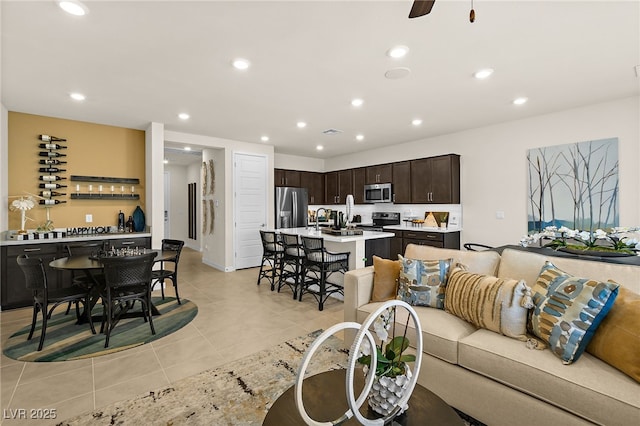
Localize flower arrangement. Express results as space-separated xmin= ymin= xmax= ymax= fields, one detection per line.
xmin=357 ymin=307 xmax=415 ymax=378
xmin=9 ymin=196 xmax=36 ymax=233
xmin=520 ymin=226 xmax=640 ymax=255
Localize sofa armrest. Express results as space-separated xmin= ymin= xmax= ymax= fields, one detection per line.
xmin=344 ymin=266 xmax=375 ymax=324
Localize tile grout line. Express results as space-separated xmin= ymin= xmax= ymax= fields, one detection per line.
xmin=3 ymin=361 xmax=27 ymax=410
xmin=150 ymin=343 xmax=171 ymax=385
xmin=91 ymin=358 xmax=96 ymax=410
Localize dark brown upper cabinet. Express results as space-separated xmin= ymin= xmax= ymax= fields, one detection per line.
xmin=410 ymin=154 xmax=460 ymax=204
xmin=391 ymin=161 xmax=411 ymax=204
xmin=352 ymin=167 xmax=366 ymax=204
xmin=365 ymin=164 xmax=392 ymax=184
xmin=274 ymin=169 xmax=301 ymax=187
xmin=325 ymin=169 xmax=353 ymax=205
xmin=300 ymin=171 xmax=324 ymax=205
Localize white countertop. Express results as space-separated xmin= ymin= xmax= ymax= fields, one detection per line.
xmin=273 ymin=227 xmax=395 ymax=243
xmin=1 ymin=232 xmax=152 ymax=246
xmin=383 ymin=225 xmax=462 ymax=233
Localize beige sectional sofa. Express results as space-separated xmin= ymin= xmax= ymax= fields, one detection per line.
xmin=344 ymin=244 xmax=640 ymax=425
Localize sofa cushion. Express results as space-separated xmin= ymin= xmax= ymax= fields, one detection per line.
xmin=444 ymin=267 xmax=533 ymax=341
xmin=356 ymin=302 xmax=477 ymax=364
xmin=530 ymin=261 xmax=619 ymax=364
xmin=586 ymin=287 xmax=640 ymax=382
xmin=458 ymin=329 xmax=640 ymax=425
xmin=397 ymin=255 xmax=452 ymax=309
xmin=404 ymin=244 xmax=501 ymax=276
xmin=370 ymin=256 xmax=401 ymax=302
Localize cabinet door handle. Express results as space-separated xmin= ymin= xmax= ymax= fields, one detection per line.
xmin=393 ymin=193 xmax=396 ymax=202
xmin=23 ymin=248 xmax=42 ymax=252
xmin=311 ymin=196 xmax=314 ymax=204
xmin=121 ymin=241 xmax=135 ymax=245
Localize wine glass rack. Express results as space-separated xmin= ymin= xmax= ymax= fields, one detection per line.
xmin=70 ymin=175 xmax=140 ymax=200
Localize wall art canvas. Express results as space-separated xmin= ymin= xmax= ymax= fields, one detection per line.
xmin=527 ymin=138 xmax=619 ymax=233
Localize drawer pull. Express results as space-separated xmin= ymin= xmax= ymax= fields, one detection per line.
xmin=23 ymin=248 xmax=42 ymax=252
xmin=121 ymin=241 xmax=135 ymax=245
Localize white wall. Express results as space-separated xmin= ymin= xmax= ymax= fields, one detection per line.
xmin=0 ymin=105 xmax=7 ymax=233
xmin=274 ymin=153 xmax=324 ymax=172
xmin=323 ymin=96 xmax=640 ymax=248
xmin=201 ymin=148 xmax=225 ymax=270
xmin=164 ymin=164 xmax=189 ymax=245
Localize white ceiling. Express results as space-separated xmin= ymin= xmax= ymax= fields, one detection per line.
xmin=2 ymin=1 xmax=639 ymax=164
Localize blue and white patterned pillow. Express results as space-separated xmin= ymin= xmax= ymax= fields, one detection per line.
xmin=397 ymin=255 xmax=452 ymax=309
xmin=529 ymin=261 xmax=619 ymax=364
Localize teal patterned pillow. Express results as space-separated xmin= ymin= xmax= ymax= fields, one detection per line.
xmin=397 ymin=255 xmax=453 ymax=309
xmin=530 ymin=262 xmax=619 ymax=364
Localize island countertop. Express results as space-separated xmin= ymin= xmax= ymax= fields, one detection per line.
xmin=272 ymin=227 xmax=395 ymax=242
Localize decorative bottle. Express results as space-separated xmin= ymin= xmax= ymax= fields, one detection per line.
xmin=39 ymin=151 xmax=67 ymax=158
xmin=38 ymin=135 xmax=66 ymax=142
xmin=39 ymin=183 xmax=67 ymax=189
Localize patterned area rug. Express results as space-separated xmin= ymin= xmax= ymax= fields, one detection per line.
xmin=3 ymin=297 xmax=197 ymax=362
xmin=56 ymin=330 xmax=483 ymax=426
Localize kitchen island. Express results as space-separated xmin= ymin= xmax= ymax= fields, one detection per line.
xmin=273 ymin=227 xmax=394 ymax=270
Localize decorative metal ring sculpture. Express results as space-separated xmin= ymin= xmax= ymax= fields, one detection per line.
xmin=294 ymin=322 xmax=377 ymax=426
xmin=295 ymin=301 xmax=423 ymax=425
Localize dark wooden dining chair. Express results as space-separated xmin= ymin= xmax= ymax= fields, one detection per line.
xmin=279 ymin=233 xmax=305 ymax=299
xmin=151 ymin=239 xmax=185 ymax=304
xmin=99 ymin=251 xmax=158 ymax=348
xmin=257 ymin=230 xmax=284 ymax=290
xmin=299 ymin=236 xmax=349 ymax=311
xmin=62 ymin=242 xmax=106 ymax=314
xmin=17 ymin=255 xmax=95 ymax=351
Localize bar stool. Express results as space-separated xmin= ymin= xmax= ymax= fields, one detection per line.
xmin=278 ymin=233 xmax=305 ymax=299
xmin=299 ymin=235 xmax=350 ymax=311
xmin=257 ymin=230 xmax=284 ymax=290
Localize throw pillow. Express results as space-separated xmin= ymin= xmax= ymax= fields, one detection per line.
xmin=586 ymin=287 xmax=640 ymax=382
xmin=444 ymin=267 xmax=534 ymax=341
xmin=370 ymin=256 xmax=401 ymax=302
xmin=397 ymin=255 xmax=453 ymax=309
xmin=529 ymin=261 xmax=619 ymax=365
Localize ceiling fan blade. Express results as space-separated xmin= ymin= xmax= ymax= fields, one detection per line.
xmin=408 ymin=0 xmax=436 ymax=18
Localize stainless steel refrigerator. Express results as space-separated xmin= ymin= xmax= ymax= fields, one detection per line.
xmin=275 ymin=187 xmax=308 ymax=229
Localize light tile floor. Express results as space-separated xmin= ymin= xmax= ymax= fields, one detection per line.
xmin=0 ymin=248 xmax=345 ymax=425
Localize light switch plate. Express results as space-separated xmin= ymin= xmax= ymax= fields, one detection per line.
xmin=85 ymin=214 xmax=93 ymax=223
xmin=496 ymin=211 xmax=505 ymax=219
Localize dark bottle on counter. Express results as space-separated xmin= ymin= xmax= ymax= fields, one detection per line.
xmin=40 ymin=190 xmax=66 ymax=197
xmin=39 ymin=183 xmax=67 ymax=189
xmin=39 ymin=151 xmax=67 ymax=158
xmin=39 ymin=134 xmax=66 ymax=142
xmin=118 ymin=210 xmax=125 ymax=232
xmin=39 ymin=158 xmax=67 ymax=165
xmin=38 ymin=143 xmax=67 ymax=150
xmin=126 ymin=215 xmax=134 ymax=233
xmin=39 ymin=167 xmax=67 ymax=173
xmin=39 ymin=199 xmax=67 ymax=205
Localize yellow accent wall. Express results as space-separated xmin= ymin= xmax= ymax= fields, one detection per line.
xmin=8 ymin=112 xmax=145 ymax=230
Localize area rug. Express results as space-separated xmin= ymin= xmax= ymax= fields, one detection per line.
xmin=56 ymin=330 xmax=484 ymax=426
xmin=2 ymin=297 xmax=197 ymax=362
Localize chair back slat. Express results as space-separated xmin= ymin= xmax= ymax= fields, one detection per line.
xmin=101 ymin=252 xmax=157 ymax=289
xmin=16 ymin=255 xmax=48 ymax=290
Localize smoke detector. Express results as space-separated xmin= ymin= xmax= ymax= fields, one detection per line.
xmin=322 ymin=128 xmax=343 ymax=135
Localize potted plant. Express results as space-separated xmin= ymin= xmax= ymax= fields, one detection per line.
xmin=357 ymin=307 xmax=416 ymax=416
xmin=521 ymin=226 xmax=640 ymax=256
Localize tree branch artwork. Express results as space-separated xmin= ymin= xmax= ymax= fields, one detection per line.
xmin=527 ymin=138 xmax=619 ymax=233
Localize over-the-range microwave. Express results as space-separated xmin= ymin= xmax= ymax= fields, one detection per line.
xmin=364 ymin=183 xmax=392 ymax=203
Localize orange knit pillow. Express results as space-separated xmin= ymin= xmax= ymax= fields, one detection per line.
xmin=370 ymin=256 xmax=401 ymax=302
xmin=586 ymin=287 xmax=640 ymax=382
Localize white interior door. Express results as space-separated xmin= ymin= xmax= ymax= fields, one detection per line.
xmin=234 ymin=152 xmax=267 ymax=269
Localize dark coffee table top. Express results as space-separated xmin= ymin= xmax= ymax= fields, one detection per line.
xmin=263 ymin=369 xmax=463 ymax=425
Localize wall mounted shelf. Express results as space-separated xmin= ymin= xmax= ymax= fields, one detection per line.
xmin=71 ymin=193 xmax=140 ymax=200
xmin=70 ymin=175 xmax=140 ymax=184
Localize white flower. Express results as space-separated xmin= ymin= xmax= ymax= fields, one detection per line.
xmin=558 ymin=226 xmax=571 ymax=234
xmin=578 ymin=231 xmax=592 ymax=241
xmin=10 ymin=197 xmax=35 ymax=211
xmin=594 ymin=229 xmax=608 ymax=239
xmin=372 ymin=309 xmax=394 ymax=343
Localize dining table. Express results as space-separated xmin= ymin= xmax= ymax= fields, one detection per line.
xmin=49 ymin=249 xmax=178 ymax=322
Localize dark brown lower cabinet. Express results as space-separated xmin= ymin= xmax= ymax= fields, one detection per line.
xmin=399 ymin=230 xmax=460 ymax=255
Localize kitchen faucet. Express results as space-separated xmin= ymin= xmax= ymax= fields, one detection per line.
xmin=315 ymin=208 xmax=327 ymax=232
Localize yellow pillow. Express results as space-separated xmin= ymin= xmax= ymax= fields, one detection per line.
xmin=370 ymin=256 xmax=401 ymax=302
xmin=586 ymin=287 xmax=640 ymax=382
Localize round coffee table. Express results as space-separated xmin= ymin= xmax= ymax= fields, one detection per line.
xmin=263 ymin=369 xmax=463 ymax=425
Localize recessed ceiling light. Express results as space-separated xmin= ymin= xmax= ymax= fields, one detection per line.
xmin=412 ymin=119 xmax=423 ymax=126
xmin=178 ymin=113 xmax=190 ymax=120
xmin=232 ymin=58 xmax=250 ymax=70
xmin=69 ymin=92 xmax=85 ymax=101
xmin=351 ymin=98 xmax=364 ymax=107
xmin=163 ymin=159 xmax=169 ymax=164
xmin=316 ymin=145 xmax=323 ymax=151
xmin=513 ymin=97 xmax=528 ymax=105
xmin=57 ymin=1 xmax=88 ymax=16
xmin=387 ymin=45 xmax=409 ymax=59
xmin=297 ymin=121 xmax=307 ymax=128
xmin=261 ymin=136 xmax=269 ymax=142
xmin=356 ymin=134 xmax=364 ymax=141
xmin=184 ymin=146 xmax=192 ymax=151
xmin=473 ymin=68 xmax=494 ymax=79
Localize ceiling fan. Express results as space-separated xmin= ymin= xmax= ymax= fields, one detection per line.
xmin=408 ymin=0 xmax=476 ymax=22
